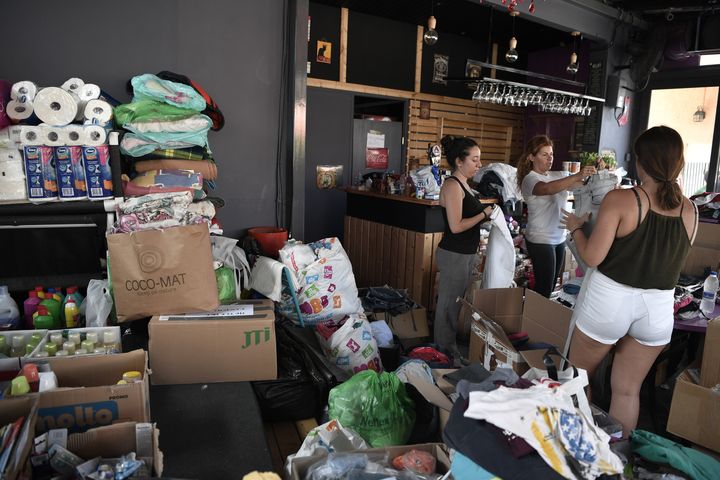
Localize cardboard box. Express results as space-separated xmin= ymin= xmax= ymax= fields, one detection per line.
xmin=291 ymin=443 xmax=450 ymax=480
xmin=700 ymin=317 xmax=720 ymax=388
xmin=67 ymin=422 xmax=163 ymax=477
xmin=667 ymin=368 xmax=720 ymax=452
xmin=683 ymin=246 xmax=720 ymax=277
xmin=695 ymin=222 xmax=720 ymax=250
xmin=0 ymin=396 xmax=39 ymax=480
xmin=34 ymin=349 xmax=150 ymax=434
xmin=374 ymin=307 xmax=429 ymax=339
xmin=148 ymin=299 xmax=277 ymax=385
xmin=467 ymin=288 xmax=573 ymax=374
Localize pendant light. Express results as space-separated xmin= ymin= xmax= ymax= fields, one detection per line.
xmin=693 ymin=88 xmax=707 ymax=122
xmin=424 ymin=1 xmax=439 ymax=46
xmin=505 ymin=11 xmax=520 ymax=63
xmin=566 ymin=31 xmax=581 ymax=74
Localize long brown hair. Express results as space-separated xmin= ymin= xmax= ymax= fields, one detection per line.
xmin=634 ymin=126 xmax=685 ymax=210
xmin=516 ymin=135 xmax=554 ymax=189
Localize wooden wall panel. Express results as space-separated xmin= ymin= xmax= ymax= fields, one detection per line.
xmin=344 ymin=216 xmax=443 ymax=310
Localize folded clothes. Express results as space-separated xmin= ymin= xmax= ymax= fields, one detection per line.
xmin=135 ymin=146 xmax=213 ymax=161
xmin=134 ymin=159 xmax=217 ymax=180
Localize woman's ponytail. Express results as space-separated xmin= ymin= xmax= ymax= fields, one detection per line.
xmin=657 ymin=180 xmax=683 ymax=211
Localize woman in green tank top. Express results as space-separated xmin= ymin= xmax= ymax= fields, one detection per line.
xmin=561 ymin=126 xmax=698 ymax=439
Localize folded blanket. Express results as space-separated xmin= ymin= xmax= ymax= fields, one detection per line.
xmin=135 ymin=159 xmax=217 ymax=180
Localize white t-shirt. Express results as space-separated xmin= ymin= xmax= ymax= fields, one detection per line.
xmin=521 ymin=171 xmax=567 ymax=244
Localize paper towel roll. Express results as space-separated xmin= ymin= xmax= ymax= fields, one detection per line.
xmin=83 ymin=125 xmax=107 ymax=146
xmin=33 ymin=87 xmax=78 ymax=126
xmin=43 ymin=127 xmax=64 ymax=147
xmin=75 ymin=84 xmax=101 ymax=121
xmin=10 ymin=81 xmax=38 ymax=102
xmin=6 ymin=100 xmax=35 ymax=122
xmin=83 ymin=99 xmax=113 ymax=125
xmin=63 ymin=125 xmax=85 ymax=146
xmin=61 ymin=77 xmax=85 ymax=95
xmin=19 ymin=126 xmax=43 ymax=146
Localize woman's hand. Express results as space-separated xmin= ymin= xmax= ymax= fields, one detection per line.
xmin=572 ymin=165 xmax=597 ymax=185
xmin=561 ymin=210 xmax=590 ymax=232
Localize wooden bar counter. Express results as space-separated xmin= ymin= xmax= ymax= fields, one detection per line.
xmin=344 ymin=187 xmax=496 ymax=312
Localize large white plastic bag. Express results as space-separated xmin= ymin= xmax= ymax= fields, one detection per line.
xmin=316 ymin=313 xmax=383 ymax=375
xmin=284 ymin=419 xmax=369 ymax=478
xmin=409 ymin=165 xmax=440 ymax=196
xmin=279 ymin=237 xmax=362 ymax=324
xmin=81 ymin=279 xmax=113 ymax=327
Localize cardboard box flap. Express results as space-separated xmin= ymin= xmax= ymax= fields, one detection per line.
xmin=667 ymin=370 xmax=720 ymax=452
xmin=0 ymin=396 xmax=39 ymax=480
xmin=48 ymin=349 xmax=147 ymax=387
xmin=473 ymin=288 xmax=524 ymax=334
xmin=404 ymin=368 xmax=453 ymax=411
xmin=470 ymin=314 xmax=522 ymax=364
xmin=683 ymin=246 xmax=720 ymax=277
xmin=695 ymin=222 xmax=720 ymax=249
xmin=521 ymin=290 xmax=573 ymax=351
xmin=700 ymin=317 xmax=720 ymax=388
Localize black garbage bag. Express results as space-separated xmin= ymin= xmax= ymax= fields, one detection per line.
xmin=252 ymin=318 xmax=345 ymax=421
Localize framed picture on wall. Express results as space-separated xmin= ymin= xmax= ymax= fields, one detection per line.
xmin=465 ymin=59 xmax=482 ymax=79
xmin=433 ymin=54 xmax=449 ymax=85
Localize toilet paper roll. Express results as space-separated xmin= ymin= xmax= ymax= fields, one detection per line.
xmin=19 ymin=126 xmax=43 ymax=146
xmin=76 ymin=84 xmax=101 ymax=121
xmin=0 ymin=126 xmax=23 ymax=148
xmin=6 ymin=100 xmax=35 ymax=123
xmin=61 ymin=77 xmax=85 ymax=95
xmin=63 ymin=125 xmax=85 ymax=146
xmin=83 ymin=125 xmax=107 ymax=146
xmin=10 ymin=81 xmax=38 ymax=102
xmin=33 ymin=87 xmax=79 ymax=126
xmin=84 ymin=99 xmax=113 ymax=125
xmin=43 ymin=126 xmax=65 ymax=147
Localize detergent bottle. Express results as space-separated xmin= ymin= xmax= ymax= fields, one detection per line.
xmin=23 ymin=290 xmax=42 ymax=329
xmin=0 ymin=286 xmax=20 ymax=330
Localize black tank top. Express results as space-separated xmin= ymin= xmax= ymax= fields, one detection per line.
xmin=599 ymin=188 xmax=696 ymax=290
xmin=438 ymin=176 xmax=485 ymax=254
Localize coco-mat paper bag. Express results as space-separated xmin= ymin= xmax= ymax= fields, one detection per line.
xmin=108 ymin=223 xmax=219 ymax=322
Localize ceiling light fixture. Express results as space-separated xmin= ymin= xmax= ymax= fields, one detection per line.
xmin=566 ymin=31 xmax=581 ymax=75
xmin=423 ymin=1 xmax=439 ymax=46
xmin=693 ymin=106 xmax=705 ymax=122
xmin=505 ymin=11 xmax=520 ymax=63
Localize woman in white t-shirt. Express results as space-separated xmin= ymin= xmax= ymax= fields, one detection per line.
xmin=516 ymin=135 xmax=596 ymax=297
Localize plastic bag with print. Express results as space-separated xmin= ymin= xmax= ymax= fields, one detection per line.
xmin=278 ymin=237 xmax=363 ymax=325
xmin=315 ymin=313 xmax=383 ymax=375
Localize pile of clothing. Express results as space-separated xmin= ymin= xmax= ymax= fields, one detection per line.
xmin=691 ymin=192 xmax=720 ymax=222
xmin=473 ymin=162 xmax=523 ymax=213
xmin=444 ymin=367 xmax=624 ymax=480
xmin=115 ymin=72 xmax=224 ymax=198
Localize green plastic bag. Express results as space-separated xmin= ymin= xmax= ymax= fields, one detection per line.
xmin=328 ymin=370 xmax=415 ymax=447
xmin=215 ymin=266 xmax=237 ymax=304
xmin=114 ymin=99 xmax=197 ymax=126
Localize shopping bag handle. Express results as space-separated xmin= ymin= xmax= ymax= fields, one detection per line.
xmin=543 ymin=346 xmax=578 ymax=381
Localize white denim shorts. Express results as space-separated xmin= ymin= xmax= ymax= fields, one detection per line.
xmin=572 ymin=268 xmax=674 ymax=346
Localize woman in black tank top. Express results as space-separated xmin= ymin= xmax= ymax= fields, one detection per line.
xmin=561 ymin=126 xmax=698 ymax=438
xmin=434 ymin=135 xmax=493 ymax=366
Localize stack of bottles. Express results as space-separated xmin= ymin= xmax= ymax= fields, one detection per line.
xmin=34 ymin=328 xmax=120 ymax=358
xmin=0 ymin=331 xmax=44 ymax=358
xmin=22 ymin=285 xmax=84 ymax=330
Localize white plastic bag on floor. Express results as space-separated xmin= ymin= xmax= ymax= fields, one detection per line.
xmin=284 ymin=419 xmax=369 ymax=478
xmin=279 ymin=237 xmax=362 ymax=324
xmin=81 ymin=279 xmax=113 ymax=327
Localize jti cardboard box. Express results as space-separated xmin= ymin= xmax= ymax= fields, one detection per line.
xmin=667 ymin=317 xmax=720 ymax=452
xmin=0 ymin=396 xmax=39 ymax=480
xmin=148 ymin=299 xmax=277 ymax=385
xmin=467 ymin=288 xmax=573 ymax=374
xmin=34 ymin=349 xmax=150 ymax=434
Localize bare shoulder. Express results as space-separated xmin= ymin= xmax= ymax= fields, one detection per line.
xmin=601 ymin=188 xmax=632 ymax=207
xmin=441 ymin=178 xmax=463 ymax=195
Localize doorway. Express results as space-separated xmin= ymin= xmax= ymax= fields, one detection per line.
xmin=646 ymin=86 xmax=719 ymax=194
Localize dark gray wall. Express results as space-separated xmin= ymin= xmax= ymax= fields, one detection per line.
xmin=2 ymin=0 xmax=285 ymax=238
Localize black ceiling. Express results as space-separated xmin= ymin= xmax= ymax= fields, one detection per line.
xmin=310 ymin=0 xmax=574 ymax=52
xmin=607 ymin=0 xmax=719 ymax=14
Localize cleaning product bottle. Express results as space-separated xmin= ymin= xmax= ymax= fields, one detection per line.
xmin=34 ymin=285 xmax=45 ymax=299
xmin=23 ymin=290 xmax=42 ymax=329
xmin=66 ymin=285 xmax=84 ymax=308
xmin=38 ymin=295 xmax=61 ymax=328
xmin=34 ymin=305 xmax=55 ymax=330
xmin=52 ymin=287 xmax=64 ymax=303
xmin=64 ymin=298 xmax=79 ymax=328
xmin=0 ymin=285 xmax=20 ymax=330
